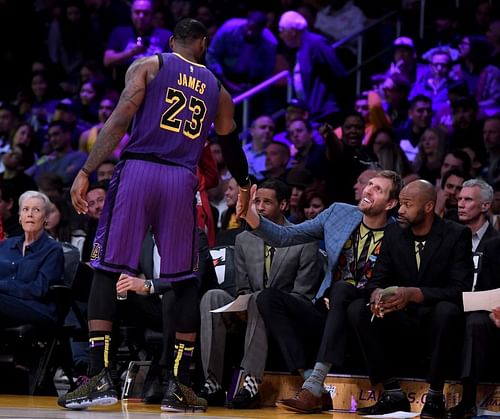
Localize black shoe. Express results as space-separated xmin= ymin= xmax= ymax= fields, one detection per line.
xmin=421 ymin=396 xmax=446 ymax=419
xmin=143 ymin=377 xmax=167 ymax=404
xmin=321 ymin=390 xmax=333 ymax=411
xmin=357 ymin=390 xmax=411 ymax=415
xmin=446 ymin=401 xmax=477 ymax=419
xmin=228 ymin=388 xmax=261 ymax=409
xmin=57 ymin=368 xmax=118 ymax=410
xmin=198 ymin=387 xmax=226 ymax=406
xmin=160 ymin=376 xmax=207 ymax=413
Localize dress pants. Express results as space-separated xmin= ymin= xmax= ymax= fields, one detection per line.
xmin=257 ymin=288 xmax=325 ymax=372
xmin=348 ymin=299 xmax=463 ymax=386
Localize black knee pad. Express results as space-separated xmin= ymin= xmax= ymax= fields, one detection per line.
xmin=88 ymin=270 xmax=119 ymax=321
xmin=171 ymin=279 xmax=200 ymax=333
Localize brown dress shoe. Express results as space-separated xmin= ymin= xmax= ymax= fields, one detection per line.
xmin=276 ymin=388 xmax=323 ymax=413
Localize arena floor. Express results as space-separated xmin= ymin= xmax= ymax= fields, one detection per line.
xmin=0 ymin=395 xmax=354 ymax=418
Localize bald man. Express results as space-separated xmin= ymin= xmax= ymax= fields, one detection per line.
xmin=348 ymin=180 xmax=474 ymax=419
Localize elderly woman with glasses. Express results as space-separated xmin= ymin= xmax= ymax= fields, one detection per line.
xmin=0 ymin=190 xmax=64 ymax=327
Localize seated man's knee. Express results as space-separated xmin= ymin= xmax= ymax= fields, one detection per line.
xmin=347 ymin=297 xmax=369 ymax=327
xmin=256 ymin=288 xmax=281 ymax=315
xmin=433 ymin=301 xmax=462 ymax=324
xmin=330 ymin=279 xmax=354 ymax=297
xmin=246 ymin=293 xmax=261 ymax=316
xmin=200 ymin=288 xmax=233 ymax=311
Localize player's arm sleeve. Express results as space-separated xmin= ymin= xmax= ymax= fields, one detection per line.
xmin=215 ymin=86 xmax=249 ymax=187
xmin=218 ymin=129 xmax=249 ymax=187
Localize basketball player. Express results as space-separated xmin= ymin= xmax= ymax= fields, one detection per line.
xmin=58 ymin=18 xmax=250 ymax=412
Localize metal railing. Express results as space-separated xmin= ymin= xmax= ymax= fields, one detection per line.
xmin=234 ymin=10 xmax=401 ymax=131
xmin=331 ymin=10 xmax=400 ymax=94
xmin=233 ymin=70 xmax=291 ymax=132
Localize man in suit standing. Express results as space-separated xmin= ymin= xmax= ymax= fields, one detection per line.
xmin=446 ymin=236 xmax=500 ymax=419
xmin=349 ymin=180 xmax=473 ymax=418
xmin=255 ymin=170 xmax=403 ymax=413
xmin=278 ymin=11 xmax=346 ymax=126
xmin=457 ymin=179 xmax=498 ymax=289
xmin=199 ymin=179 xmax=323 ymax=408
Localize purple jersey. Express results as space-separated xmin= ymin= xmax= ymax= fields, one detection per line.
xmin=124 ymin=53 xmax=220 ymax=171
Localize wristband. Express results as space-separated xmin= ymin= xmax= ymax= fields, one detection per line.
xmin=239 ymin=177 xmax=251 ymax=191
xmin=81 ymin=167 xmax=91 ymax=176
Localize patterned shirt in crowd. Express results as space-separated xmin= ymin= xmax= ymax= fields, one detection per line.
xmin=333 ymin=223 xmax=384 ymax=289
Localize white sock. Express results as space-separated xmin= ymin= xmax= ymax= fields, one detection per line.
xmin=203 ymin=371 xmax=222 ymax=394
xmin=242 ymin=374 xmax=259 ymax=398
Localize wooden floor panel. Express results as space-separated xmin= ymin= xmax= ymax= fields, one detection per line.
xmin=0 ymin=395 xmax=353 ymax=418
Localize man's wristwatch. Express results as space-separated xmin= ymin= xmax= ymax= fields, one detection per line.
xmin=143 ymin=279 xmax=152 ymax=294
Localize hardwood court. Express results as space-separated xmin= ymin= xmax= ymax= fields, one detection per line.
xmin=0 ymin=395 xmax=352 ymax=418
xmin=0 ymin=373 xmax=497 ymax=418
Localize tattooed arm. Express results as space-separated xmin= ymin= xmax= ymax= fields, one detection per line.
xmin=70 ymin=55 xmax=160 ymax=214
xmin=82 ymin=56 xmax=158 ymax=173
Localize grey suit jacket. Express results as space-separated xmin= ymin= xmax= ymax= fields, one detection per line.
xmin=235 ymin=219 xmax=323 ymax=301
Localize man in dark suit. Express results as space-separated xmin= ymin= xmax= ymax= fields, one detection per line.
xmin=199 ymin=179 xmax=323 ymax=408
xmin=446 ymin=236 xmax=500 ymax=419
xmin=278 ymin=11 xmax=346 ymax=126
xmin=349 ymin=180 xmax=474 ymax=418
xmin=457 ymin=179 xmax=498 ymax=289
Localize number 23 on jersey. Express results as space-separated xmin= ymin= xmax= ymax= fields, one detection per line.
xmin=160 ymin=87 xmax=208 ymax=140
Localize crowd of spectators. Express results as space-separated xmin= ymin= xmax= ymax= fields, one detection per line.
xmin=0 ymin=0 xmax=499 ymax=416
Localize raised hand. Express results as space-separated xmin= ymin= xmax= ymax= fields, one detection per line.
xmin=236 ymin=182 xmax=251 ymax=219
xmin=237 ymin=184 xmax=260 ymax=228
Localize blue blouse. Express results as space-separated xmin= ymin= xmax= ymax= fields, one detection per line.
xmin=0 ymin=232 xmax=64 ymax=304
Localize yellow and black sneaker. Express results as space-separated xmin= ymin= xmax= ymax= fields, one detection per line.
xmin=57 ymin=368 xmax=118 ymax=410
xmin=161 ymin=375 xmax=208 ymax=413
